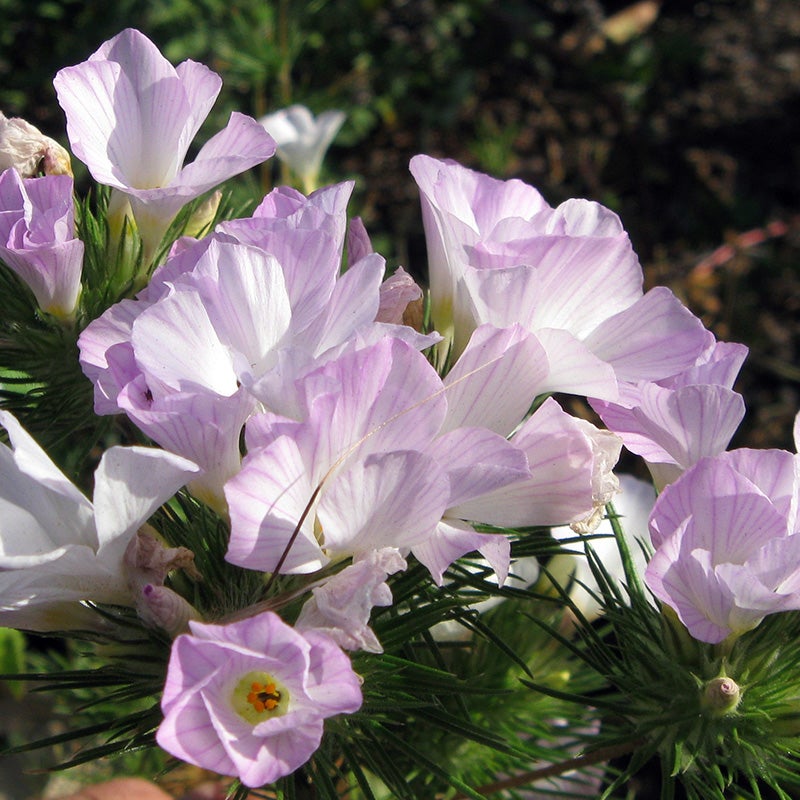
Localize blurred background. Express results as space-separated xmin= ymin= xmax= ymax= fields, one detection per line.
xmin=2 ymin=0 xmax=798 ymax=451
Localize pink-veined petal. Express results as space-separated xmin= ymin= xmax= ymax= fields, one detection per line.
xmin=225 ymin=435 xmax=325 ymax=574
xmin=427 ymin=426 xmax=529 ymax=507
xmin=453 ymin=398 xmax=596 ymax=527
xmin=442 ymin=324 xmax=550 ymax=435
xmin=583 ymin=287 xmax=709 ymax=382
xmin=317 ymin=450 xmax=449 ymax=555
xmin=413 ymin=519 xmax=510 ymax=586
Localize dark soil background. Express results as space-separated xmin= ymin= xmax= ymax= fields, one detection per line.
xmin=344 ymin=0 xmax=800 ymax=453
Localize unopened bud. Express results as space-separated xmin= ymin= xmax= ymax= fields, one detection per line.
xmin=125 ymin=529 xmax=202 ymax=636
xmin=139 ymin=584 xmax=200 ymax=637
xmin=702 ymin=676 xmax=741 ymax=716
xmin=183 ymin=190 xmax=222 ymax=238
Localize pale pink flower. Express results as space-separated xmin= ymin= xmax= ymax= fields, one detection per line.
xmin=225 ymin=338 xmax=452 ymax=574
xmin=448 ymin=397 xmax=618 ymax=531
xmin=0 ymin=167 xmax=83 ymax=318
xmin=646 ymin=450 xmax=800 ymax=643
xmin=78 ymin=184 xmax=436 ymax=508
xmin=227 ymin=329 xmax=614 ymax=588
xmin=54 ymin=28 xmax=275 ymax=255
xmin=157 ymin=611 xmax=362 ymax=787
xmin=410 ymin=155 xmax=709 ymax=397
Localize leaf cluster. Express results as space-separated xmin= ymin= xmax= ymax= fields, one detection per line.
xmin=517 ymin=506 xmax=800 ymax=800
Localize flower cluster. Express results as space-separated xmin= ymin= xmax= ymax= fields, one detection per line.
xmin=3 ymin=26 xmax=800 ymax=800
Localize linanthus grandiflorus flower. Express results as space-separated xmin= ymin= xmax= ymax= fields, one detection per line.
xmin=77 ymin=184 xmax=437 ymax=511
xmin=53 ymin=28 xmax=275 ymax=262
xmin=409 ymin=154 xmax=710 ymax=386
xmin=156 ymin=610 xmax=362 ymax=788
xmin=0 ymin=410 xmax=198 ymax=632
xmin=646 ymin=448 xmax=800 ymax=643
xmin=0 ymin=167 xmax=83 ymax=319
xmin=259 ymin=104 xmax=345 ymax=194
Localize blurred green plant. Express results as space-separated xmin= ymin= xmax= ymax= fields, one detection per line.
xmin=0 ymin=628 xmax=25 ymax=700
xmin=0 ymin=0 xmax=147 ymax=130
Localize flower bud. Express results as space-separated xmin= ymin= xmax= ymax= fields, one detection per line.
xmin=702 ymin=676 xmax=741 ymax=716
xmin=183 ymin=190 xmax=222 ymax=239
xmin=0 ymin=112 xmax=72 ymax=177
xmin=124 ymin=528 xmax=202 ymax=635
xmin=138 ymin=584 xmax=200 ymax=636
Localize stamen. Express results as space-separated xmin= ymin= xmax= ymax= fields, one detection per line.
xmin=246 ymin=680 xmax=282 ymax=713
xmin=232 ymin=671 xmax=289 ymax=724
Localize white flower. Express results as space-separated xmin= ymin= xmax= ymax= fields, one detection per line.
xmin=0 ymin=411 xmax=198 ymax=631
xmin=259 ymin=104 xmax=345 ymax=192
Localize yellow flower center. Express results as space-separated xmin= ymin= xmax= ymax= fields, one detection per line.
xmin=232 ymin=671 xmax=289 ymax=724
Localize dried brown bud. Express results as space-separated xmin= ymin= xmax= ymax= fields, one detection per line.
xmin=377 ymin=266 xmax=424 ymax=331
xmin=0 ymin=112 xmax=72 ymax=177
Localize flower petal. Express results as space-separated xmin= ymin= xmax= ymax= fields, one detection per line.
xmin=583 ymin=287 xmax=709 ymax=382
xmin=225 ymin=435 xmax=325 ymax=574
xmin=93 ymin=445 xmax=199 ymax=557
xmin=442 ymin=324 xmax=550 ymax=435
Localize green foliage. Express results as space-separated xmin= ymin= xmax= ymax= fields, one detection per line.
xmin=0 ymin=263 xmax=105 ymax=479
xmin=147 ymin=0 xmax=281 ymax=114
xmin=1 ymin=613 xmax=171 ymax=774
xmin=512 ymin=506 xmax=800 ymax=800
